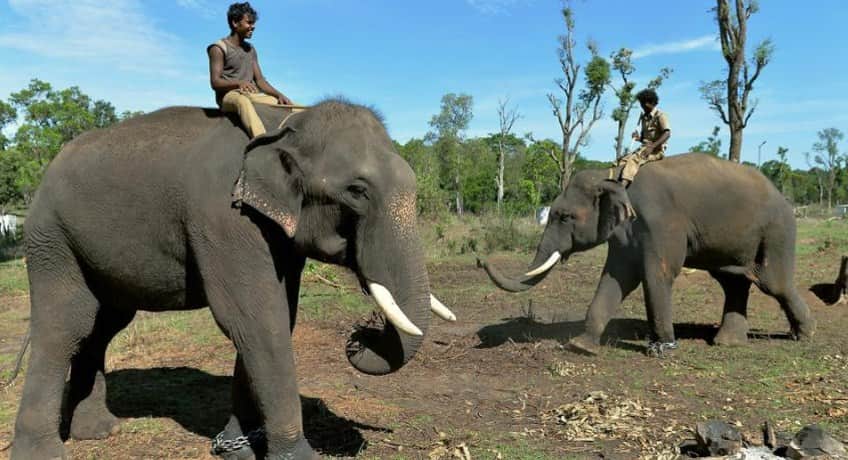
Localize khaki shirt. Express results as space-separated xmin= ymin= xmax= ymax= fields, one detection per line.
xmin=638 ymin=107 xmax=671 ymax=151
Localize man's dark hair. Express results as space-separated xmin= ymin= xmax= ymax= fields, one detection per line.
xmin=635 ymin=89 xmax=659 ymax=106
xmin=227 ymin=2 xmax=258 ymax=29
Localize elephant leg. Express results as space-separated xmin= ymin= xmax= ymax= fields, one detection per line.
xmin=215 ymin=254 xmax=306 ymax=460
xmin=67 ymin=308 xmax=136 ymax=440
xmin=216 ymin=355 xmax=262 ymax=460
xmin=642 ymin=259 xmax=678 ymax=346
xmin=753 ymin=258 xmax=816 ymax=340
xmin=285 ymin=254 xmax=306 ymax=333
xmin=568 ymin=251 xmax=641 ymax=355
xmin=197 ymin=246 xmax=317 ymax=460
xmin=709 ymin=271 xmax=752 ymax=346
xmin=12 ymin=260 xmax=99 ymax=460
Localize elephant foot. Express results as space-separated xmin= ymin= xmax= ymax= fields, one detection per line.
xmin=566 ymin=334 xmax=600 ymax=356
xmin=713 ymin=326 xmax=748 ymax=347
xmin=69 ymin=403 xmax=121 ymax=440
xmin=713 ymin=313 xmax=749 ymax=347
xmin=791 ymin=317 xmax=817 ymax=341
xmin=9 ymin=435 xmax=67 ymax=460
xmin=267 ymin=437 xmax=321 ymax=460
xmin=212 ymin=429 xmax=319 ymax=460
xmin=219 ymin=444 xmax=256 ymax=460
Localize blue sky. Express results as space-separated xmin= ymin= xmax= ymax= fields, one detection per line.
xmin=0 ymin=0 xmax=846 ymax=168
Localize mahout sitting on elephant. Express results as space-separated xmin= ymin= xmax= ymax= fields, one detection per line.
xmin=480 ymin=153 xmax=815 ymax=356
xmin=11 ymin=99 xmax=454 ymax=460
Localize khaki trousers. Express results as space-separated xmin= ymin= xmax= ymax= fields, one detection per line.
xmin=221 ymin=90 xmax=279 ymax=138
xmin=618 ymin=146 xmax=665 ymax=182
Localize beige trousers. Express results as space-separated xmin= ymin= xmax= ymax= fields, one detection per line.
xmin=221 ymin=90 xmax=279 ymax=138
xmin=618 ymin=146 xmax=665 ymax=182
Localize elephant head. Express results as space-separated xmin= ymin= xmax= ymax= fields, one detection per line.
xmin=233 ymin=99 xmax=453 ymax=375
xmin=481 ymin=170 xmax=632 ymax=291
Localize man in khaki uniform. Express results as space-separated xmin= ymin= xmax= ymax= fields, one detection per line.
xmin=207 ymin=2 xmax=295 ymax=138
xmin=618 ymin=89 xmax=671 ymax=187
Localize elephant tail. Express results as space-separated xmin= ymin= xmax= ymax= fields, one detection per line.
xmin=3 ymin=324 xmax=30 ymax=388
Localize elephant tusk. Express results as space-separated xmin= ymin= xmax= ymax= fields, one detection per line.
xmin=430 ymin=295 xmax=456 ymax=322
xmin=367 ymin=282 xmax=424 ymax=336
xmin=524 ymin=252 xmax=562 ymax=277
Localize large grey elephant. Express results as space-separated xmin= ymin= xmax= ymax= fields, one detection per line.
xmin=12 ymin=100 xmax=454 ymax=460
xmin=480 ymin=153 xmax=815 ymax=355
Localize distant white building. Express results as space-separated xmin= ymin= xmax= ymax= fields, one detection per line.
xmin=0 ymin=214 xmax=16 ymax=237
xmin=536 ymin=206 xmax=550 ymax=225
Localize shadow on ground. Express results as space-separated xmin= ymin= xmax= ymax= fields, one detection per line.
xmin=103 ymin=367 xmax=386 ymax=456
xmin=476 ymin=317 xmax=795 ymax=354
xmin=809 ymin=282 xmax=844 ymax=305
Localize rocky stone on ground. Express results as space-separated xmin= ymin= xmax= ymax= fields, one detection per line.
xmin=695 ymin=421 xmax=744 ymax=456
xmin=785 ymin=425 xmax=847 ymax=459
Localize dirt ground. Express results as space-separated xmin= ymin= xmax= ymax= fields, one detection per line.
xmin=0 ymin=240 xmax=847 ymax=459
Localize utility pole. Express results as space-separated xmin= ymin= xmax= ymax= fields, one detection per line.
xmin=757 ymin=140 xmax=767 ymax=167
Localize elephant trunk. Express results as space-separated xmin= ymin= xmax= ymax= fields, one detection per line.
xmin=346 ymin=244 xmax=430 ymax=376
xmin=478 ymin=256 xmax=557 ymax=292
xmin=479 ymin=232 xmax=567 ymax=292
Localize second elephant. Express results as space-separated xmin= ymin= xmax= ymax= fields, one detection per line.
xmin=481 ymin=153 xmax=815 ymax=355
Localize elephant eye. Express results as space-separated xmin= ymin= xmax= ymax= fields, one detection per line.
xmin=347 ymin=184 xmax=368 ymax=199
xmin=559 ymin=213 xmax=574 ymax=223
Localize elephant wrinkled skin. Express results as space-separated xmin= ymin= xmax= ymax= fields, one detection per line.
xmin=481 ymin=153 xmax=815 ymax=355
xmin=11 ymin=100 xmax=448 ymax=460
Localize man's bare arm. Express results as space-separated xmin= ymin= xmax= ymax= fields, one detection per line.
xmin=252 ymin=52 xmax=292 ymax=105
xmin=646 ymin=130 xmax=671 ymax=155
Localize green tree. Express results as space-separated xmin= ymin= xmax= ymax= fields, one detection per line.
xmin=690 ymin=126 xmax=723 ymax=157
xmin=547 ymin=3 xmax=610 ymax=190
xmin=427 ymin=93 xmax=473 ymax=216
xmin=396 ymin=138 xmax=447 ymax=215
xmin=806 ymin=128 xmax=845 ymax=209
xmin=0 ymin=100 xmax=16 ymax=150
xmin=700 ymin=0 xmax=774 ymax=162
xmin=485 ymin=132 xmax=527 ymax=214
xmin=0 ymin=79 xmax=121 ymax=206
xmin=522 ymin=139 xmax=561 ymax=206
xmin=774 ymin=146 xmax=792 ymax=198
xmin=608 ymin=48 xmax=672 ymax=160
xmin=460 ymin=138 xmax=497 ymax=214
xmin=494 ymin=98 xmax=521 ymax=213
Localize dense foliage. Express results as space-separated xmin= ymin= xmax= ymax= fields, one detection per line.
xmin=0 ymin=80 xmax=844 ymax=218
xmin=0 ymin=79 xmax=139 ymax=211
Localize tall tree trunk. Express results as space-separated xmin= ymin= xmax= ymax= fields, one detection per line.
xmin=726 ymin=65 xmax=744 ymax=162
xmin=614 ymin=117 xmax=628 ymax=160
xmin=454 ymin=174 xmax=463 ymax=216
xmin=497 ymin=145 xmax=504 ymax=213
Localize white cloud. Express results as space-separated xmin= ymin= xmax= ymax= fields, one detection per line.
xmin=632 ymin=35 xmax=720 ymax=59
xmin=465 ymin=0 xmax=529 ymax=15
xmin=0 ymin=0 xmax=190 ymax=78
xmin=175 ymin=0 xmax=215 ymax=18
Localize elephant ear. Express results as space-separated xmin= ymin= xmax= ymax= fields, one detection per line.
xmin=596 ymin=180 xmax=631 ymax=240
xmin=232 ymin=126 xmax=304 ymax=238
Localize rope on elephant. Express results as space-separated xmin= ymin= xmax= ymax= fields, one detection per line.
xmin=274 ymin=103 xmax=309 ymax=130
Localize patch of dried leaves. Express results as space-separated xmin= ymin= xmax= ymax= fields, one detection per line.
xmin=541 ymin=390 xmax=682 ymax=459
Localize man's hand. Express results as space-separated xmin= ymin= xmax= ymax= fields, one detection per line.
xmin=631 ymin=130 xmax=640 ymax=141
xmin=238 ymin=81 xmax=258 ymax=93
xmin=277 ymin=94 xmax=293 ymax=105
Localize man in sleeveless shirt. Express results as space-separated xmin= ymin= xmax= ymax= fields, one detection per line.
xmin=207 ymin=2 xmax=294 ymax=138
xmin=617 ymin=89 xmax=671 ymax=187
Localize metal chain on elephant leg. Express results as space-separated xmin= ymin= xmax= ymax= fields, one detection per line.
xmin=646 ymin=340 xmax=679 ymax=358
xmin=210 ymin=427 xmax=266 ymax=456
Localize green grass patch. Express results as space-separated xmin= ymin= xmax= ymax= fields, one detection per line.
xmin=0 ymin=258 xmax=28 ymax=296
xmin=476 ymin=440 xmax=560 ymax=460
xmin=121 ymin=417 xmax=169 ymax=435
xmin=796 ymin=219 xmax=848 ymax=255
